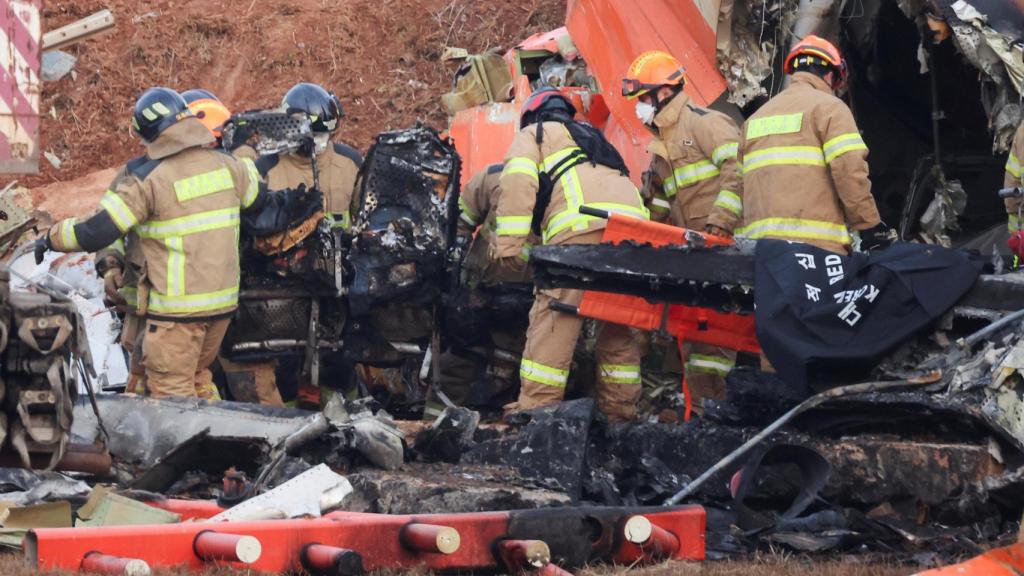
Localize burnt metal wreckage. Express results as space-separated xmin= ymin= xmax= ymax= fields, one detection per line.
xmin=10 ymin=0 xmax=1024 ymax=573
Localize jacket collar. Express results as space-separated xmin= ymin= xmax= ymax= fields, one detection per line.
xmin=653 ymin=90 xmax=691 ymax=131
xmin=146 ymin=117 xmax=215 ymax=160
xmin=790 ymin=71 xmax=833 ymax=94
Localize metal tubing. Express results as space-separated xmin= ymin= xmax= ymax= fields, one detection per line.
xmin=497 ymin=539 xmax=551 ymax=571
xmin=399 ymin=523 xmax=461 ymax=554
xmin=301 ymin=543 xmax=365 ymax=576
xmin=0 ymin=443 xmax=112 ymax=475
xmin=193 ymin=531 xmax=262 ymax=564
xmin=80 ymin=552 xmax=151 ymax=576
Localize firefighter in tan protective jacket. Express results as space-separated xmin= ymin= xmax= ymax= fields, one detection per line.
xmin=182 ymin=88 xmax=287 ymax=405
xmin=495 ymin=87 xmax=649 ymax=422
xmin=251 ymin=82 xmax=362 ymax=409
xmin=421 ymin=164 xmax=537 ymax=420
xmin=458 ymin=163 xmax=535 ymax=286
xmin=257 ymin=83 xmax=362 ymax=232
xmin=622 ymin=51 xmax=741 ymax=413
xmin=734 ymin=35 xmax=891 ymax=254
xmin=36 ymin=87 xmax=315 ymax=399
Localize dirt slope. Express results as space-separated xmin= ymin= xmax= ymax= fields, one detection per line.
xmin=17 ymin=0 xmax=564 ymax=189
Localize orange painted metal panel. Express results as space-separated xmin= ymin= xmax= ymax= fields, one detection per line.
xmin=566 ymin=0 xmax=727 ymax=144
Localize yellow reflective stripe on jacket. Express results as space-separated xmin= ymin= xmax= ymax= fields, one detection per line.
xmin=685 ymin=354 xmax=735 ymax=376
xmin=540 ymin=146 xmax=582 ymax=172
xmin=742 ymin=146 xmax=826 ymax=174
xmin=107 ymin=238 xmax=126 ymax=255
xmin=165 ymin=237 xmax=185 ymax=297
xmin=136 ymin=207 xmax=240 ymax=239
xmin=672 ymin=160 xmax=720 ymax=191
xmin=1007 ymin=153 xmax=1022 ymax=180
xmin=120 ymin=286 xmax=138 ymax=307
xmin=100 ymin=191 xmax=139 ymax=233
xmin=651 ymin=197 xmax=672 ymax=212
xmin=711 ymin=142 xmax=739 ymax=167
xmin=520 ymin=359 xmax=569 ymax=388
xmin=496 ymin=215 xmax=532 ymax=236
xmin=458 ymin=196 xmax=477 ymax=227
xmin=148 ymin=286 xmax=239 ymax=314
xmin=1010 ymin=214 xmax=1022 ymax=232
xmin=662 ymin=176 xmax=678 ymax=197
xmin=542 ymin=202 xmax=649 ymax=244
xmin=823 ymin=132 xmax=867 ymax=163
xmin=173 ymin=167 xmax=235 ymax=203
xmin=520 ymin=242 xmax=533 ymax=262
xmin=504 ymin=157 xmax=540 ymax=179
xmin=600 ymin=363 xmax=641 ymax=385
xmin=713 ymin=190 xmax=742 ymax=216
xmin=240 ymin=158 xmax=261 ymax=208
xmin=746 ymin=112 xmax=803 ymax=140
xmin=738 ymin=217 xmax=851 ymax=245
xmin=58 ymin=219 xmax=80 ymax=251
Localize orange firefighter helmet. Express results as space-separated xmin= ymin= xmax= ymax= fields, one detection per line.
xmin=622 ymin=50 xmax=686 ymax=100
xmin=783 ymin=35 xmax=847 ymax=88
xmin=182 ymin=89 xmax=231 ymax=138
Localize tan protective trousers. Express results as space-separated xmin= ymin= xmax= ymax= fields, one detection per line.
xmin=682 ymin=342 xmax=735 ymax=416
xmin=219 ymin=358 xmax=284 ymax=406
xmin=121 ymin=313 xmax=146 ymax=394
xmin=142 ymin=318 xmax=230 ymax=399
xmin=509 ymin=285 xmax=642 ymax=423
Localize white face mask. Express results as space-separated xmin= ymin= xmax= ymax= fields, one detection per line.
xmin=635 ymin=102 xmax=657 ymax=125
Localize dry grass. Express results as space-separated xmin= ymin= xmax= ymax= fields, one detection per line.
xmin=0 ymin=551 xmax=912 ymax=575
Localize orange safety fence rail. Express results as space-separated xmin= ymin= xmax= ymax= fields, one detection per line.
xmin=27 ymin=505 xmax=706 ymax=575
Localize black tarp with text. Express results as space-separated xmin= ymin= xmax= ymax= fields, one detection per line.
xmin=754 ymin=240 xmax=981 ymax=387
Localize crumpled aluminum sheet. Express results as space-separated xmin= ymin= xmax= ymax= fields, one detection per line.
xmin=71 ymin=395 xmax=317 ymax=468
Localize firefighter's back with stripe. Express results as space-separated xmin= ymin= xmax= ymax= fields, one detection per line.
xmin=737 ymin=71 xmax=881 ymax=254
xmin=97 ymin=117 xmax=261 ymax=319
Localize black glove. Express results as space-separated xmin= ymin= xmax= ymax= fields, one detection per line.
xmin=861 ymin=223 xmax=895 ymax=252
xmin=225 ymin=119 xmax=258 ymax=152
xmin=33 ymin=235 xmax=50 ymax=265
xmin=242 ymin=183 xmax=324 ymax=237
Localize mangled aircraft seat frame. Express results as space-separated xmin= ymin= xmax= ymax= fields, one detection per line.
xmin=343 ymin=124 xmax=461 ymax=364
xmin=223 ymin=125 xmax=461 ymax=381
xmin=0 ymin=269 xmax=91 ymax=470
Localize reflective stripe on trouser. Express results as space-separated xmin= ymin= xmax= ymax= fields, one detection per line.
xmin=142 ymin=317 xmax=230 ymax=399
xmin=683 ymin=343 xmax=735 ymax=416
xmin=512 ymin=287 xmax=641 ymax=422
xmin=220 ymin=357 xmax=283 ymax=406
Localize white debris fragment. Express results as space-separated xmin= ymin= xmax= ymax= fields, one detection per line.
xmin=210 ymin=464 xmax=353 ymax=521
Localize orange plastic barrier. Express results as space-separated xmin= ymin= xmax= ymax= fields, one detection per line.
xmin=912 ymin=542 xmax=1024 ymax=575
xmin=28 ymin=506 xmax=706 ymax=574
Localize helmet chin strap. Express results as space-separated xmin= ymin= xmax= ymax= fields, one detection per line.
xmin=651 ymin=85 xmax=682 ymax=114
